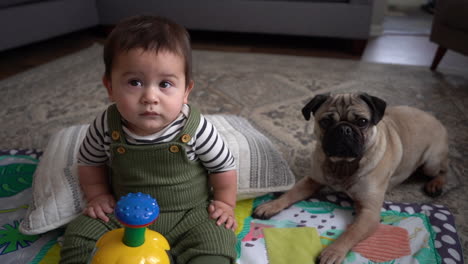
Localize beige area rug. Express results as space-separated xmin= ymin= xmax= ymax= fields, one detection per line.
xmin=1 ymin=44 xmax=467 ymax=260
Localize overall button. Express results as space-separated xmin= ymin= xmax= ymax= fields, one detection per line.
xmin=117 ymin=147 xmax=126 ymax=154
xmin=112 ymin=131 xmax=120 ymax=141
xmin=169 ymin=145 xmax=180 ymax=153
xmin=181 ymin=134 xmax=191 ymax=143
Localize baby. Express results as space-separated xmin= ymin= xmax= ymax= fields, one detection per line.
xmin=60 ymin=15 xmax=237 ymax=264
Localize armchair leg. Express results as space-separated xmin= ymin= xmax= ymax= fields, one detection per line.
xmin=430 ymin=46 xmax=447 ymax=71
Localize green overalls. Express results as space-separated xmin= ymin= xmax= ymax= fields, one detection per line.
xmin=60 ymin=104 xmax=236 ymax=264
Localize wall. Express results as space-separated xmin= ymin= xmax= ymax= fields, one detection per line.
xmin=387 ymin=0 xmax=426 ymax=7
xmin=371 ymin=0 xmax=387 ymax=36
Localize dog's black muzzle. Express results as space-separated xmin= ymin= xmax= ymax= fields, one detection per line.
xmin=322 ymin=123 xmax=364 ymax=158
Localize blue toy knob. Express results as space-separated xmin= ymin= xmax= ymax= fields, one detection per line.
xmin=115 ymin=192 xmax=160 ymax=247
xmin=115 ymin=192 xmax=159 ymax=227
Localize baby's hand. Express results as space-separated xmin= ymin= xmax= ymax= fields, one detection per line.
xmin=84 ymin=194 xmax=115 ymax=222
xmin=208 ymin=200 xmax=237 ymax=231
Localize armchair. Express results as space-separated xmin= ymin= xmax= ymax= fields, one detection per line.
xmin=429 ymin=0 xmax=468 ymax=70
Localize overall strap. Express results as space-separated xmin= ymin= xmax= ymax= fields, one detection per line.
xmin=174 ymin=104 xmax=201 ymax=145
xmin=107 ymin=104 xmax=126 ymax=144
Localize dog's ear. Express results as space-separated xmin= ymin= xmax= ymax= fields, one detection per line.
xmin=302 ymin=94 xmax=330 ymax=121
xmin=359 ymin=93 xmax=387 ymax=125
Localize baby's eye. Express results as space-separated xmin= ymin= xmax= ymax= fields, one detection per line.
xmin=159 ymin=81 xmax=172 ymax=89
xmin=129 ymin=79 xmax=143 ymax=87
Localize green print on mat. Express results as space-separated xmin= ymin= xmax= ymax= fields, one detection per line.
xmin=0 ymin=220 xmax=40 ymax=255
xmin=0 ymin=161 xmax=37 ymax=197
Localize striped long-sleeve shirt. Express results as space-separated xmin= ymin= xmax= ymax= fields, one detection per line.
xmin=77 ymin=104 xmax=236 ymax=173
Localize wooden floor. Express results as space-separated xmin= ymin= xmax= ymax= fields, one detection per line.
xmin=1 ymin=14 xmax=468 ymax=81
xmin=0 ymin=27 xmax=364 ymax=81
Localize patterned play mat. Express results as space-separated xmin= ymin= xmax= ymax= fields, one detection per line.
xmin=0 ymin=150 xmax=464 ymax=264
xmin=235 ymin=195 xmax=463 ymax=264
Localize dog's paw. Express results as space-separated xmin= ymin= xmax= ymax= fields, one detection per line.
xmin=424 ymin=177 xmax=444 ymax=197
xmin=251 ymin=201 xmax=283 ymax=219
xmin=318 ymin=243 xmax=348 ymax=264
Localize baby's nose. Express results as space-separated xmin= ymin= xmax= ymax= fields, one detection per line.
xmin=142 ymin=88 xmax=159 ymax=104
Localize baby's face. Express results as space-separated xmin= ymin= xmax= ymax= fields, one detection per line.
xmin=104 ymin=48 xmax=192 ymax=136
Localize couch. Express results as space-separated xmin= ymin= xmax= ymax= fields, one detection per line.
xmin=429 ymin=0 xmax=468 ymax=71
xmin=0 ymin=0 xmax=373 ymax=52
xmin=0 ymin=0 xmax=99 ymax=52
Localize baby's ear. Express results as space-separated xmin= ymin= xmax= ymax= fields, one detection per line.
xmin=102 ymin=75 xmax=114 ymax=101
xmin=184 ymin=80 xmax=194 ymax=103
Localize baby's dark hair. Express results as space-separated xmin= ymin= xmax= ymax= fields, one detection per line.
xmin=103 ymin=15 xmax=192 ymax=86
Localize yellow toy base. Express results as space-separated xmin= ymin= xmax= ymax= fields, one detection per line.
xmin=91 ymin=228 xmax=170 ymax=264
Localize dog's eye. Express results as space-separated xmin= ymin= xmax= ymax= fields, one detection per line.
xmin=356 ymin=118 xmax=369 ymax=127
xmin=319 ymin=118 xmax=333 ymax=128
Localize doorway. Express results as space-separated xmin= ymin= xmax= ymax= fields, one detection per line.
xmin=383 ymin=0 xmax=434 ymax=35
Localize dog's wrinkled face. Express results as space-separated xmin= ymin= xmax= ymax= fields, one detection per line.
xmin=302 ymin=93 xmax=387 ymax=164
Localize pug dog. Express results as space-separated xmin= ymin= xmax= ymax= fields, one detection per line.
xmin=252 ymin=93 xmax=448 ymax=264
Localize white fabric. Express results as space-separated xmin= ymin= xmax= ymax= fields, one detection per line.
xmin=206 ymin=115 xmax=295 ymax=200
xmin=19 ymin=115 xmax=295 ymax=235
xmin=19 ymin=125 xmax=88 ymax=235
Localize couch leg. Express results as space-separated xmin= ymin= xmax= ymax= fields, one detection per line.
xmin=430 ymin=46 xmax=447 ymax=71
xmin=351 ymin=39 xmax=367 ymax=56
